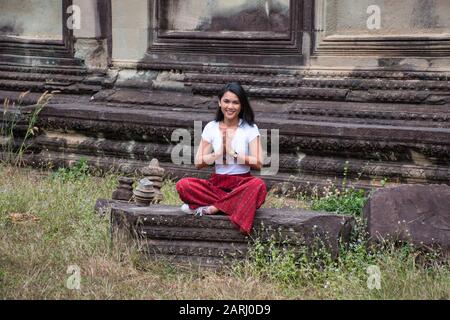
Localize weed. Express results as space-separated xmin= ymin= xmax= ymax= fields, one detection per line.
xmin=310 ymin=185 xmax=366 ymax=216
xmin=51 ymin=158 xmax=90 ymax=182
xmin=1 ymin=91 xmax=53 ymax=166
xmin=15 ymin=91 xmax=53 ymax=165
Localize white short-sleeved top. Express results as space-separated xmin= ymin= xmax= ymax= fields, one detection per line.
xmin=201 ymin=119 xmax=260 ymax=175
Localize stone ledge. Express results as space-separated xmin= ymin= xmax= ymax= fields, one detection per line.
xmin=99 ymin=200 xmax=355 ymax=266
xmin=30 ymin=133 xmax=450 ymax=183
xmin=13 ymin=151 xmax=367 ymax=191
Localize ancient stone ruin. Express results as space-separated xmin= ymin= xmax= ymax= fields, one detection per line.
xmin=139 ymin=159 xmax=165 ymax=203
xmin=110 ymin=158 xmax=165 ymax=205
xmin=363 ymin=184 xmax=450 ymax=251
xmin=102 ymin=201 xmax=355 ymax=266
xmin=112 ymin=177 xmax=134 ymax=202
xmin=0 ymin=0 xmax=448 ymax=195
xmin=1 ymin=1 xmax=449 ymax=265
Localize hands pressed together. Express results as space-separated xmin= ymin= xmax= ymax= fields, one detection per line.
xmin=219 ymin=125 xmax=237 ymax=163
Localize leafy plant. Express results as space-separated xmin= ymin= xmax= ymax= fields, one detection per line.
xmin=310 ymin=186 xmax=367 ymax=216
xmin=306 ymin=161 xmax=368 ymax=215
xmin=51 ymin=158 xmax=91 ymax=182
xmin=244 ymin=236 xmax=299 ymax=284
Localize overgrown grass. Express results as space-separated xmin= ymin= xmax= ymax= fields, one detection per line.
xmin=1 ymin=91 xmax=52 ymax=166
xmin=234 ymin=221 xmax=449 ymax=299
xmin=50 ymin=157 xmax=91 ymax=183
xmin=0 ymin=165 xmax=448 ymax=299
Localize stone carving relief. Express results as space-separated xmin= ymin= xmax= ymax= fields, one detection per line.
xmin=324 ymin=0 xmax=450 ymax=36
xmin=0 ymin=0 xmax=63 ymax=40
xmin=160 ymin=0 xmax=290 ymax=34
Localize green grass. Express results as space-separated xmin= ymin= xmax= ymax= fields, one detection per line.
xmin=310 ymin=187 xmax=366 ymax=215
xmin=0 ymin=165 xmax=448 ymax=300
xmin=1 ymin=91 xmax=52 ymax=167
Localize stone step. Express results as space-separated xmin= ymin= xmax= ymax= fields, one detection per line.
xmin=31 ymin=133 xmax=450 ymax=183
xmin=92 ymin=88 xmax=212 ymax=110
xmin=285 ymin=101 xmax=450 ymax=127
xmin=106 ymin=201 xmax=355 ymax=264
xmin=2 ymin=86 xmax=449 ymax=193
xmin=0 ymin=90 xmax=93 ymax=106
xmin=37 ymin=102 xmax=450 ymax=158
xmin=0 ymin=79 xmax=101 ymax=94
xmin=0 ymin=70 xmax=86 ymax=84
xmin=141 ymin=239 xmax=249 ymax=259
xmin=176 ymin=66 xmax=450 ymax=81
xmin=0 ymin=63 xmax=88 ymax=76
xmin=0 ymin=53 xmax=83 ymax=67
xmin=186 ymin=73 xmax=450 ymax=92
xmin=19 ymin=150 xmax=383 ymax=192
xmin=189 ymin=83 xmax=450 ymax=105
xmin=91 ymin=89 xmax=450 ymax=127
xmin=0 ymin=40 xmax=74 ymax=58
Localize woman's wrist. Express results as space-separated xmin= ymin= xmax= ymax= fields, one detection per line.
xmin=200 ymin=152 xmax=220 ymax=165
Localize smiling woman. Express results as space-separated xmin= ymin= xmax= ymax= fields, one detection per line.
xmin=175 ymin=82 xmax=267 ymax=235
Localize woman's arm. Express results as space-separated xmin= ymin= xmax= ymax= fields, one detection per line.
xmin=194 ymin=138 xmax=222 ymax=170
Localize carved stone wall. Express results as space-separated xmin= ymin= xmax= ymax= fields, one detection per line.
xmin=0 ymin=0 xmax=63 ymax=40
xmin=0 ymin=0 xmax=449 ymax=194
xmin=312 ymin=0 xmax=450 ymax=68
xmin=324 ymin=0 xmax=450 ymax=37
xmin=111 ymin=0 xmax=149 ymax=61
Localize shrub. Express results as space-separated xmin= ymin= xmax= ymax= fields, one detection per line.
xmin=310 ymin=186 xmax=367 ymax=216
xmin=51 ymin=158 xmax=91 ymax=182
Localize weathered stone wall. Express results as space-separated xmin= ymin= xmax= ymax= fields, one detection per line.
xmin=313 ymin=0 xmax=450 ymax=69
xmin=111 ymin=0 xmax=148 ymax=61
xmin=0 ymin=0 xmax=62 ymax=40
xmin=161 ymin=0 xmax=290 ymax=32
xmin=73 ymin=0 xmax=101 ymax=38
xmin=325 ymin=0 xmax=450 ymax=36
xmin=71 ymin=0 xmax=111 ymax=72
xmin=0 ymin=0 xmax=449 ymax=194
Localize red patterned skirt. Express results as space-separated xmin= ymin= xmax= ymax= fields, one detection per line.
xmin=175 ymin=173 xmax=267 ymax=234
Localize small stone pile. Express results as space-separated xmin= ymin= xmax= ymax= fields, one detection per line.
xmin=112 ymin=177 xmax=134 ymax=201
xmin=111 ymin=159 xmax=165 ymax=206
xmin=138 ymin=158 xmax=165 ymax=203
xmin=133 ymin=177 xmax=156 ymax=205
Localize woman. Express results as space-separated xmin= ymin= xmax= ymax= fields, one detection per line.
xmin=176 ymin=82 xmax=267 ymax=234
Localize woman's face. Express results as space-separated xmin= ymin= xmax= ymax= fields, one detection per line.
xmin=219 ymin=91 xmax=241 ymax=122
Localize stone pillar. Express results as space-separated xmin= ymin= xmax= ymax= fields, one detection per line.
xmin=111 ymin=0 xmax=149 ymax=62
xmin=73 ymin=0 xmax=111 ymax=72
xmin=73 ymin=0 xmax=101 ymax=38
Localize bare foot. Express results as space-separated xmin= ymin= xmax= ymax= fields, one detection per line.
xmin=207 ymin=206 xmax=220 ymax=215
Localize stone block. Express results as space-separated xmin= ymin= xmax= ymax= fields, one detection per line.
xmin=363 ymin=184 xmax=450 ymax=249
xmin=105 ymin=201 xmax=355 ymax=266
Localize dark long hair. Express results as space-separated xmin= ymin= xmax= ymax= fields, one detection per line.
xmin=215 ymin=82 xmax=255 ymax=126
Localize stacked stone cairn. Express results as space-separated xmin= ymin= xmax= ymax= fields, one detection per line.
xmin=133 ymin=178 xmax=156 ymax=205
xmin=112 ymin=177 xmax=134 ymax=201
xmin=135 ymin=158 xmax=165 ymax=204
